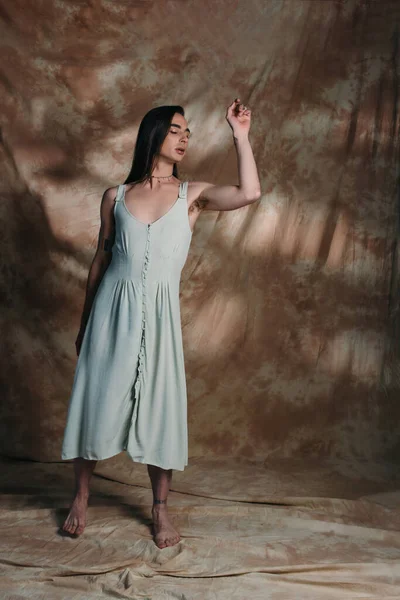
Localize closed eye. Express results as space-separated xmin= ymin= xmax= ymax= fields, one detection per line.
xmin=170 ymin=129 xmax=191 ymax=139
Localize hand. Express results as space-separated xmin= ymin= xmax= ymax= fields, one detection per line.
xmin=226 ymin=98 xmax=251 ymax=138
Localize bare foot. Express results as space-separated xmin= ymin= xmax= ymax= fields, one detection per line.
xmin=152 ymin=505 xmax=181 ymax=549
xmin=62 ymin=492 xmax=89 ymax=536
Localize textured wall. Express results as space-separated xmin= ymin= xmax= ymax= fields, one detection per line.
xmin=1 ymin=0 xmax=400 ymax=462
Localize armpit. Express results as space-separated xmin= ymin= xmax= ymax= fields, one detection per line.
xmin=189 ymin=197 xmax=208 ymax=213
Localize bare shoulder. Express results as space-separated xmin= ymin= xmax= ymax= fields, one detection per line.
xmin=99 ymin=186 xmax=119 ymax=226
xmin=102 ymin=185 xmax=119 ymax=205
xmin=95 ymin=186 xmax=119 ymax=251
xmin=187 ymin=180 xmax=214 ymax=213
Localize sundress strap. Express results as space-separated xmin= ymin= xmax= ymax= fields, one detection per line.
xmin=178 ymin=181 xmax=188 ymax=198
xmin=114 ymin=184 xmax=124 ymax=203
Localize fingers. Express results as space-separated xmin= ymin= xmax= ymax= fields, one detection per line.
xmin=229 ymin=98 xmax=251 ymax=113
xmin=230 ymin=98 xmax=242 ymax=110
xmin=237 ymin=102 xmax=250 ymax=112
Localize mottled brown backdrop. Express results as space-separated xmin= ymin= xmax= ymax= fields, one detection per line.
xmin=1 ymin=0 xmax=400 ymax=463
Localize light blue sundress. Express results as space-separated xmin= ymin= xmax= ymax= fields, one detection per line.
xmin=61 ymin=181 xmax=193 ymax=471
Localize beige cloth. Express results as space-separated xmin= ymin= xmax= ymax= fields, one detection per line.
xmin=1 ymin=456 xmax=400 ymax=598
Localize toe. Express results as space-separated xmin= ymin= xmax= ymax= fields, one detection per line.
xmin=70 ymin=520 xmax=78 ymax=534
xmin=167 ymin=536 xmax=176 ymax=546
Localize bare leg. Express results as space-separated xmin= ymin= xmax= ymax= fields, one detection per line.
xmin=147 ymin=464 xmax=181 ymax=549
xmin=62 ymin=457 xmax=97 ymax=535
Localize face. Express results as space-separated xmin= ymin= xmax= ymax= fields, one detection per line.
xmin=159 ymin=112 xmax=190 ymax=164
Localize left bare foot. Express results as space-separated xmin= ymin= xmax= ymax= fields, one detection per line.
xmin=152 ymin=505 xmax=181 ymax=549
xmin=62 ymin=491 xmax=89 ymax=536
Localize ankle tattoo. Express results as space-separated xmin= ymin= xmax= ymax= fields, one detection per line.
xmin=153 ymin=498 xmax=167 ymax=504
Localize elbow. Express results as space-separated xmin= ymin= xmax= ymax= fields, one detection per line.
xmin=244 ymin=188 xmax=261 ymax=203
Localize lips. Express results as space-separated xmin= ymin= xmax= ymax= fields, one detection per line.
xmin=175 ymin=147 xmax=185 ymax=155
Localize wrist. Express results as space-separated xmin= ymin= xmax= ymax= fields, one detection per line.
xmin=233 ymin=132 xmax=249 ymax=143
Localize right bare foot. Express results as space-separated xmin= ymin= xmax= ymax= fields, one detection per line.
xmin=151 ymin=505 xmax=181 ymax=549
xmin=62 ymin=492 xmax=89 ymax=536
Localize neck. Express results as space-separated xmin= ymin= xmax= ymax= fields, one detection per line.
xmin=151 ymin=158 xmax=174 ymax=180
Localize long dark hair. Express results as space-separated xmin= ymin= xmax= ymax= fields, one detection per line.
xmin=123 ymin=105 xmax=185 ymax=188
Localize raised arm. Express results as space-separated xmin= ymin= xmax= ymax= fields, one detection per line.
xmin=189 ymin=98 xmax=261 ymax=212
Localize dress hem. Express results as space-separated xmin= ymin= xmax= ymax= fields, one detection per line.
xmin=61 ymin=448 xmax=188 ymax=471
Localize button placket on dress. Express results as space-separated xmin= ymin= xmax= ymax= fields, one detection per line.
xmin=134 ymin=223 xmax=151 ymax=398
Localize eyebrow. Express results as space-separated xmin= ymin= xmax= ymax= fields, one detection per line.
xmin=170 ymin=123 xmax=191 ymax=134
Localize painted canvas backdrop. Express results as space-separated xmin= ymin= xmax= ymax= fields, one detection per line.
xmin=0 ymin=0 xmax=400 ymax=462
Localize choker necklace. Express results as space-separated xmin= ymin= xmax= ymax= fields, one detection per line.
xmin=151 ymin=174 xmax=174 ymax=180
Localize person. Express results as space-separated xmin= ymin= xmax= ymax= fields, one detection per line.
xmin=61 ymin=98 xmax=261 ymax=549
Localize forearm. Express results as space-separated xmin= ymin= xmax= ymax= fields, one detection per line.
xmin=195 ymin=100 xmax=261 ymax=211
xmin=233 ymin=133 xmax=261 ymax=199
xmin=79 ymin=257 xmax=110 ymax=330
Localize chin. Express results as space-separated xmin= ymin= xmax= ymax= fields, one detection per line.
xmin=173 ymin=150 xmax=186 ymax=162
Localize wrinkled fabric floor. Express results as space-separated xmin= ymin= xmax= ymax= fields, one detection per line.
xmin=1 ymin=456 xmax=400 ymax=599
